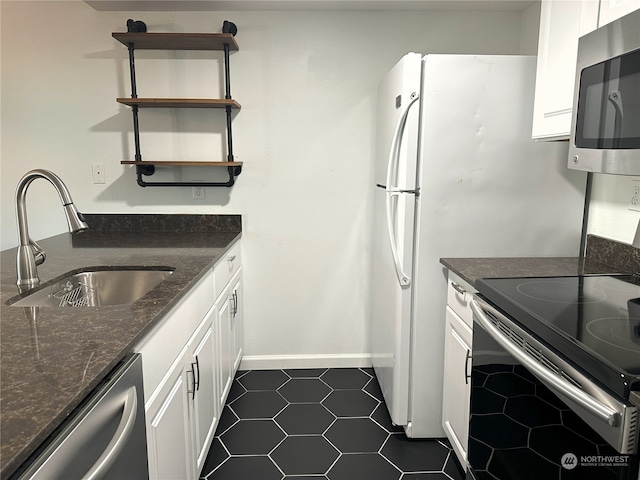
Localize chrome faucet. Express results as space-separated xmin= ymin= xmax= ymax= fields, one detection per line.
xmin=15 ymin=169 xmax=89 ymax=288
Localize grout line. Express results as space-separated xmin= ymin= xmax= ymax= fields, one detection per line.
xmin=203 ymin=368 xmax=462 ymax=480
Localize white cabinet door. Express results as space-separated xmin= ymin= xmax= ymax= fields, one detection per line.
xmin=230 ymin=269 xmax=243 ymax=373
xmin=532 ymin=0 xmax=599 ymax=140
xmin=138 ymin=240 xmax=242 ymax=480
xmin=442 ymin=306 xmax=472 ymax=470
xmin=189 ymin=313 xmax=218 ymax=473
xmin=599 ymin=0 xmax=640 ymax=25
xmin=146 ymin=359 xmax=193 ymax=480
xmin=216 ymin=287 xmax=233 ymax=410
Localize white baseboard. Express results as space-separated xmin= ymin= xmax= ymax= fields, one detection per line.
xmin=239 ymin=353 xmax=372 ymax=371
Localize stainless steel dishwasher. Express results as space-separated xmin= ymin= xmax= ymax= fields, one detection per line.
xmin=13 ymin=354 xmax=149 ymax=480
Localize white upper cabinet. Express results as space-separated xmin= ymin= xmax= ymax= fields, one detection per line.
xmin=532 ymin=0 xmax=599 ymax=140
xmin=599 ymin=0 xmax=640 ymax=25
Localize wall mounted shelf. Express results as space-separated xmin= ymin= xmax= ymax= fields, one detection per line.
xmin=112 ymin=32 xmax=238 ymax=51
xmin=113 ymin=20 xmax=241 ymax=188
xmin=121 ymin=161 xmax=243 ymax=166
xmin=116 ymin=98 xmax=241 ymax=108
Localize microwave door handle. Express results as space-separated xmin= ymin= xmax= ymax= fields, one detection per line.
xmin=470 ymin=300 xmax=620 ymax=428
xmin=608 ymin=90 xmax=623 ymax=146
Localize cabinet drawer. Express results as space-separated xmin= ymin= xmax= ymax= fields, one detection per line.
xmin=447 ymin=273 xmax=475 ymax=329
xmin=214 ymin=240 xmax=241 ymax=300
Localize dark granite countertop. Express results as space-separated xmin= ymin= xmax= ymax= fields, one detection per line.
xmin=0 ymin=214 xmax=241 ymax=479
xmin=440 ymin=257 xmax=617 ymax=287
xmin=440 ymin=235 xmax=640 ymax=288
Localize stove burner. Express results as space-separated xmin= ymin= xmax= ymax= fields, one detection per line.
xmin=598 ymin=276 xmax=640 ymax=294
xmin=586 ymin=317 xmax=640 ymax=353
xmin=516 ymin=280 xmax=607 ymax=304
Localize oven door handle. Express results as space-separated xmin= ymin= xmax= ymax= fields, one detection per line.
xmin=471 ymin=299 xmax=620 ymax=427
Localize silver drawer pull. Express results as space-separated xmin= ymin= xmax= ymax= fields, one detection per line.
xmin=228 ymin=255 xmax=236 ymax=262
xmin=451 ymin=282 xmax=466 ymax=295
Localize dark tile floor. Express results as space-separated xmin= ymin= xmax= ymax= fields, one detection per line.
xmin=199 ymin=367 xmax=465 ymax=480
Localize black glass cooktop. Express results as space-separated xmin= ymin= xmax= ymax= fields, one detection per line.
xmin=476 ymin=274 xmax=640 ymax=399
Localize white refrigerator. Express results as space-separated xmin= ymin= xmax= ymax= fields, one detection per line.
xmin=371 ymin=53 xmax=587 ymax=438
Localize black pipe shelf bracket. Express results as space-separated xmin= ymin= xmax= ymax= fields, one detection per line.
xmin=112 ymin=19 xmax=242 ymax=188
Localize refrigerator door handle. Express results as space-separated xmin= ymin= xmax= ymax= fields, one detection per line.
xmin=385 ymin=91 xmax=419 ymax=193
xmin=386 ymin=190 xmax=411 ymax=287
xmin=384 ymin=91 xmax=418 ymax=288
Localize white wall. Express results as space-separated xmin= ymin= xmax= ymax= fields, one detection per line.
xmin=588 ymin=175 xmax=640 ymax=244
xmin=1 ymin=1 xmax=532 ymax=367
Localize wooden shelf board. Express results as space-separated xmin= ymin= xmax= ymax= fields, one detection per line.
xmin=112 ymin=32 xmax=238 ymax=51
xmin=117 ymin=98 xmax=241 ymax=109
xmin=121 ymin=161 xmax=243 ymax=166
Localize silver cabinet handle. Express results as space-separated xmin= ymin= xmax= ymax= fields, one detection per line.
xmin=471 ymin=299 xmax=620 ymax=427
xmin=464 ymin=349 xmax=471 ymax=385
xmin=83 ymin=387 xmax=138 ymax=480
xmin=451 ymin=282 xmax=466 ymax=296
xmin=194 ymin=355 xmax=200 ymax=392
xmin=228 ymin=255 xmax=236 ymax=263
xmin=187 ymin=361 xmax=198 ymax=400
xmin=232 ymin=290 xmax=239 ymax=316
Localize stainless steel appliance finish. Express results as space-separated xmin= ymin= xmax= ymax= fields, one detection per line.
xmin=472 ymin=298 xmax=639 ymax=455
xmin=466 ymin=275 xmax=640 ymax=479
xmin=13 ymin=354 xmax=149 ymax=480
xmin=568 ymin=9 xmax=640 ymax=175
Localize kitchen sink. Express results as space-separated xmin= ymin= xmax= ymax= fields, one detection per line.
xmin=9 ymin=267 xmax=174 ymax=307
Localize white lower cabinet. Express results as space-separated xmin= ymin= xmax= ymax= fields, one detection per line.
xmin=146 ymin=354 xmax=193 ymax=480
xmin=190 ymin=314 xmax=218 ymax=473
xmin=443 ymin=307 xmax=472 ymax=470
xmin=136 ymin=240 xmax=243 ymax=480
xmin=145 ymin=308 xmax=217 ymax=480
xmin=215 ymin=285 xmax=233 ymax=409
xmin=442 ymin=273 xmax=474 ymax=470
xmin=230 ymin=269 xmax=243 ymax=371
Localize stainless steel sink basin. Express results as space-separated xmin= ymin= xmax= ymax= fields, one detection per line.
xmin=9 ymin=267 xmax=174 ymax=307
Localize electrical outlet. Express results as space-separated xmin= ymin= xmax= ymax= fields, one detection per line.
xmin=192 ymin=186 xmax=206 ymax=201
xmin=92 ymin=163 xmax=106 ymax=184
xmin=630 ymin=179 xmax=640 ymax=212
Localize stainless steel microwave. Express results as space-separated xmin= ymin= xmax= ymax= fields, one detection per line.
xmin=568 ymin=9 xmax=640 ymax=176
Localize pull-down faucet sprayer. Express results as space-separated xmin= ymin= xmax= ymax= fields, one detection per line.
xmin=15 ymin=169 xmax=89 ymax=289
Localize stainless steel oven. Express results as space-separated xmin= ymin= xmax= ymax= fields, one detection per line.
xmin=568 ymin=9 xmax=640 ymax=175
xmin=467 ymin=275 xmax=640 ymax=480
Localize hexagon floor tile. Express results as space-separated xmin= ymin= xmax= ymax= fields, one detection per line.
xmin=200 ymin=368 xmax=464 ymax=480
